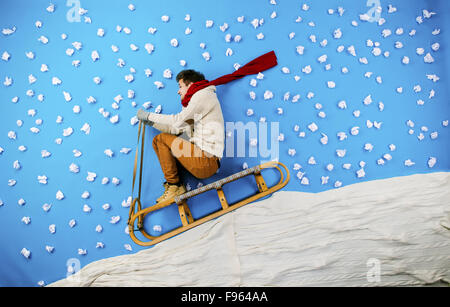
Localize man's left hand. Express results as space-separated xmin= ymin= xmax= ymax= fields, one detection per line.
xmin=137 ymin=109 xmax=150 ymax=121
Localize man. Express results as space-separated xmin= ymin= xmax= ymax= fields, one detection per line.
xmin=136 ymin=51 xmax=278 ymax=204
xmin=137 ymin=70 xmax=225 ymax=204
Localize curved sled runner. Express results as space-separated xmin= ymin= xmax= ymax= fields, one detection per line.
xmin=128 ymin=121 xmax=290 ymax=247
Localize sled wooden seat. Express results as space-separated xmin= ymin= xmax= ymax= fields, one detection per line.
xmin=127 ymin=121 xmax=290 ymax=247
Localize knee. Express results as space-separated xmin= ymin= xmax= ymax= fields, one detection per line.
xmin=153 ymin=133 xmax=172 ymax=149
xmin=152 ymin=133 xmax=164 ymax=148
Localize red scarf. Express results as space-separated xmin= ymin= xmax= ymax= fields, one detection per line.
xmin=181 ymin=50 xmax=278 ymax=107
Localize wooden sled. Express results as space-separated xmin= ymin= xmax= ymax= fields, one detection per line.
xmin=128 ymin=121 xmax=290 ymax=247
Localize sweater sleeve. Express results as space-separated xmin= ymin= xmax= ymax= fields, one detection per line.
xmin=147 ymin=89 xmax=209 ymax=130
xmin=152 ymin=121 xmax=195 ymax=136
xmin=152 ymin=122 xmax=181 ymax=135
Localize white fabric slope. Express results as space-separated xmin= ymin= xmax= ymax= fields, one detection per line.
xmin=49 ymin=172 xmax=450 ymax=287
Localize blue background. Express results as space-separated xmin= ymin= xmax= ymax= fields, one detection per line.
xmin=0 ymin=0 xmax=448 ymax=286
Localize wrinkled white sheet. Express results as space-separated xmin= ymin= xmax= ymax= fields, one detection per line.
xmin=49 ymin=172 xmax=450 ymax=286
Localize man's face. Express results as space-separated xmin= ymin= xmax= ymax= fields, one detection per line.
xmin=177 ymin=79 xmax=192 ymax=101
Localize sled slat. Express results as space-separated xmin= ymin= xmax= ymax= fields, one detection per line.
xmin=216 ymin=188 xmax=229 ymax=210
xmin=254 ymin=172 xmax=268 ymax=192
xmin=178 ymin=201 xmax=193 ymax=226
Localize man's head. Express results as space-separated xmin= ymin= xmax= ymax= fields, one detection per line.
xmin=176 ymin=69 xmax=205 ymax=101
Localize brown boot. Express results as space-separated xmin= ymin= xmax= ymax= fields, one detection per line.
xmin=156 ymin=182 xmax=169 ymax=203
xmin=157 ymin=183 xmax=186 ymax=204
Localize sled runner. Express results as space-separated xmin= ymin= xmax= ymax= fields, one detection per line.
xmin=128 ymin=121 xmax=290 ymax=247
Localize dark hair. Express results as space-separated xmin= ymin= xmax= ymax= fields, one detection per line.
xmin=176 ymin=69 xmax=205 ymax=85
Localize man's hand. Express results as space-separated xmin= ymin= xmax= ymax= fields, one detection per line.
xmin=137 ymin=109 xmax=150 ymax=121
xmin=136 ymin=109 xmax=154 ymax=126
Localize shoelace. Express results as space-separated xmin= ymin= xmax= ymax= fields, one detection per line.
xmin=161 ymin=185 xmax=177 ymax=199
xmin=161 ymin=188 xmax=170 ymax=198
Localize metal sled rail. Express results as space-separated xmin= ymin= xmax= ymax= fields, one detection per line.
xmin=128 ymin=160 xmax=290 ymax=246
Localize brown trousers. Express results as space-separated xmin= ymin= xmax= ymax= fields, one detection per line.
xmin=152 ymin=133 xmax=220 ymax=184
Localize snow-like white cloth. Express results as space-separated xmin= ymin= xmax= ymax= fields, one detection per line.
xmin=49 ymin=172 xmax=450 ymax=287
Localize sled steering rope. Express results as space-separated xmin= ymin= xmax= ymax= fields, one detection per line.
xmin=128 ymin=121 xmax=290 ymax=247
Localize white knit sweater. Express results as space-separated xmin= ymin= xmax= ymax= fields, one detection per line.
xmin=147 ymin=85 xmax=225 ymax=159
